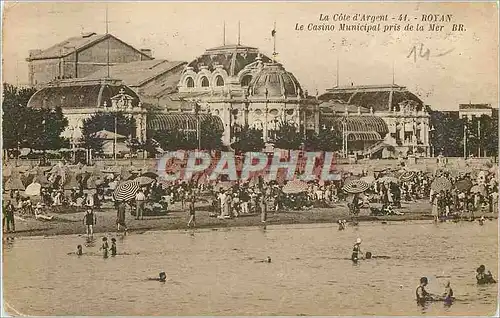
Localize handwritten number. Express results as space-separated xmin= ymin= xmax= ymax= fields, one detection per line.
xmin=407 ymin=43 xmax=430 ymax=62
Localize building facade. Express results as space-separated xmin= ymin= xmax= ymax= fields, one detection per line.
xmin=26 ymin=33 xmax=153 ymax=87
xmin=175 ymin=44 xmax=319 ymax=145
xmin=319 ymin=84 xmax=431 ymax=157
xmin=26 ymin=78 xmax=148 ymax=146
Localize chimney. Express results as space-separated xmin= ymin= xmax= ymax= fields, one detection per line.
xmin=140 ymin=49 xmax=153 ymax=60
xmin=28 ymin=49 xmax=42 ymax=60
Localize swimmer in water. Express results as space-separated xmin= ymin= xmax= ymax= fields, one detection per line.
xmin=148 ymin=272 xmax=167 ymax=282
xmin=351 ymin=238 xmax=362 ymax=263
xmin=100 ymin=237 xmax=109 ymax=258
xmin=476 ymin=265 xmax=497 ymax=284
xmin=478 ymin=216 xmax=485 ymax=226
xmin=256 ymin=256 xmax=272 ymax=263
xmin=338 ymin=220 xmax=345 ymax=231
xmin=442 ymin=281 xmax=454 ymax=304
xmin=416 ymin=277 xmax=435 ymax=305
xmin=110 ymin=238 xmax=117 ymax=256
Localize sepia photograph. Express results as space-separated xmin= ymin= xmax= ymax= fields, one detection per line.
xmin=1 ymin=1 xmax=499 ymax=316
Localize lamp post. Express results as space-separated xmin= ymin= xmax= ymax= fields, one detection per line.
xmin=342 ymin=117 xmax=348 ymax=158
xmin=195 ymin=102 xmax=201 ymax=150
xmin=463 ymin=117 xmax=467 ymax=159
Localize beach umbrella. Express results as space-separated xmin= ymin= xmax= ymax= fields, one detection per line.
xmin=344 ymin=175 xmax=360 ymax=184
xmin=113 ymin=180 xmax=141 ymax=202
xmin=86 ymin=176 xmax=98 ymax=189
xmin=399 ymin=171 xmax=416 ymax=182
xmin=3 ymin=165 xmax=13 ymax=178
xmin=454 ymin=179 xmax=473 ymax=192
xmin=5 ymin=177 xmax=26 ymax=191
xmin=470 ymin=184 xmax=486 ymax=195
xmin=282 ymin=179 xmax=309 ymax=194
xmin=63 ymin=173 xmax=80 ymax=190
xmin=25 ymin=182 xmax=42 ymax=196
xmin=134 ymin=176 xmax=154 ymax=186
xmin=342 ymin=179 xmax=370 ymax=194
xmin=431 ymin=177 xmax=452 ymax=192
xmin=360 ymin=175 xmax=375 ymax=184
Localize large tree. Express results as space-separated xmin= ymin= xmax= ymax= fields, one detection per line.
xmin=429 ymin=110 xmax=464 ymax=157
xmin=2 ymin=83 xmax=68 ymax=151
xmin=231 ymin=127 xmax=265 ymax=153
xmin=273 ymin=121 xmax=304 ymax=150
xmin=304 ymin=127 xmax=342 ymax=152
xmin=466 ymin=114 xmax=499 ymax=158
xmin=81 ymin=111 xmax=136 ymax=153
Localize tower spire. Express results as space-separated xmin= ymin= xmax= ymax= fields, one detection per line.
xmin=271 ymin=21 xmax=277 ymax=62
xmin=223 ymin=21 xmax=226 ymax=46
xmin=336 ymin=54 xmax=339 ymax=87
xmin=106 ymin=4 xmax=110 ymax=78
xmin=237 ymin=21 xmax=241 ymax=45
xmin=392 ymin=60 xmax=395 ymax=85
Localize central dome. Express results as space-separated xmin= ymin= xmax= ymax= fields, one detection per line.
xmin=248 ymin=63 xmax=303 ymax=98
xmin=187 ymin=44 xmax=272 ymax=77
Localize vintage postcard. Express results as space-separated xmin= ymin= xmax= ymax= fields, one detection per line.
xmin=1 ymin=1 xmax=499 ymax=316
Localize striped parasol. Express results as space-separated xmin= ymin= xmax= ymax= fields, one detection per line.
xmin=399 ymin=171 xmax=416 ymax=182
xmin=134 ymin=176 xmax=154 ymax=186
xmin=113 ymin=180 xmax=140 ymax=202
xmin=282 ymin=179 xmax=309 ymax=194
xmin=342 ymin=179 xmax=370 ymax=194
xmin=431 ymin=177 xmax=452 ymax=192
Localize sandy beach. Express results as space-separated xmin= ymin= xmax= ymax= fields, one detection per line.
xmin=4 ymin=199 xmax=497 ymax=238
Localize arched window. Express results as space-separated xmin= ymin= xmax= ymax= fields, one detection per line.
xmin=215 ymin=75 xmax=224 ymax=87
xmin=186 ymin=77 xmax=194 ymax=88
xmin=241 ymin=75 xmax=252 ymax=87
xmin=201 ymin=76 xmax=209 ymax=87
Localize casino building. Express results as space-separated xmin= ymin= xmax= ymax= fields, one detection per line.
xmin=174 ymin=44 xmax=320 ymax=145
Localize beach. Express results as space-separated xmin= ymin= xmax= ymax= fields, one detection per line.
xmin=4 ymin=199 xmax=497 ymax=238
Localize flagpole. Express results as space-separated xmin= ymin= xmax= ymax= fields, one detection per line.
xmin=272 ymin=21 xmax=276 ymax=62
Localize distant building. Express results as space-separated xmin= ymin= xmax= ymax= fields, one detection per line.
xmin=458 ymin=103 xmax=495 ymax=119
xmin=84 ymin=59 xmax=187 ymax=107
xmin=319 ymin=84 xmax=431 ymax=157
xmin=26 ymin=32 xmax=153 ymax=87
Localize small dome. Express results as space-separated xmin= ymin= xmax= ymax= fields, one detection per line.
xmin=248 ymin=63 xmax=302 ymax=98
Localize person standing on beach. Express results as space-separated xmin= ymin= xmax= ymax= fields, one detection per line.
xmin=83 ymin=208 xmax=97 ymax=239
xmin=187 ymin=195 xmax=196 ymax=227
xmin=110 ymin=238 xmax=117 ymax=256
xmin=260 ymin=192 xmax=267 ymax=223
xmin=135 ymin=188 xmax=146 ymax=220
xmin=116 ymin=202 xmax=128 ymax=233
xmin=3 ymin=200 xmax=16 ymax=233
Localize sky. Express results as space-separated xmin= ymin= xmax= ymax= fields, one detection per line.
xmin=2 ymin=1 xmax=498 ymax=110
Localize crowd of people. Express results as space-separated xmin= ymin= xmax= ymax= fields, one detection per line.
xmin=2 ymin=159 xmax=499 ymax=233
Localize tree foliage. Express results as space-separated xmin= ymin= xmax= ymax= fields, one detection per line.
xmin=429 ymin=111 xmax=464 ymax=157
xmin=81 ymin=111 xmax=136 ymax=153
xmin=466 ymin=114 xmax=498 ymax=157
xmin=146 ymin=117 xmax=224 ymax=152
xmin=273 ymin=121 xmax=304 ymax=150
xmin=2 ymin=83 xmax=68 ymax=151
xmin=231 ymin=127 xmax=265 ymax=153
xmin=304 ymin=127 xmax=342 ymax=152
